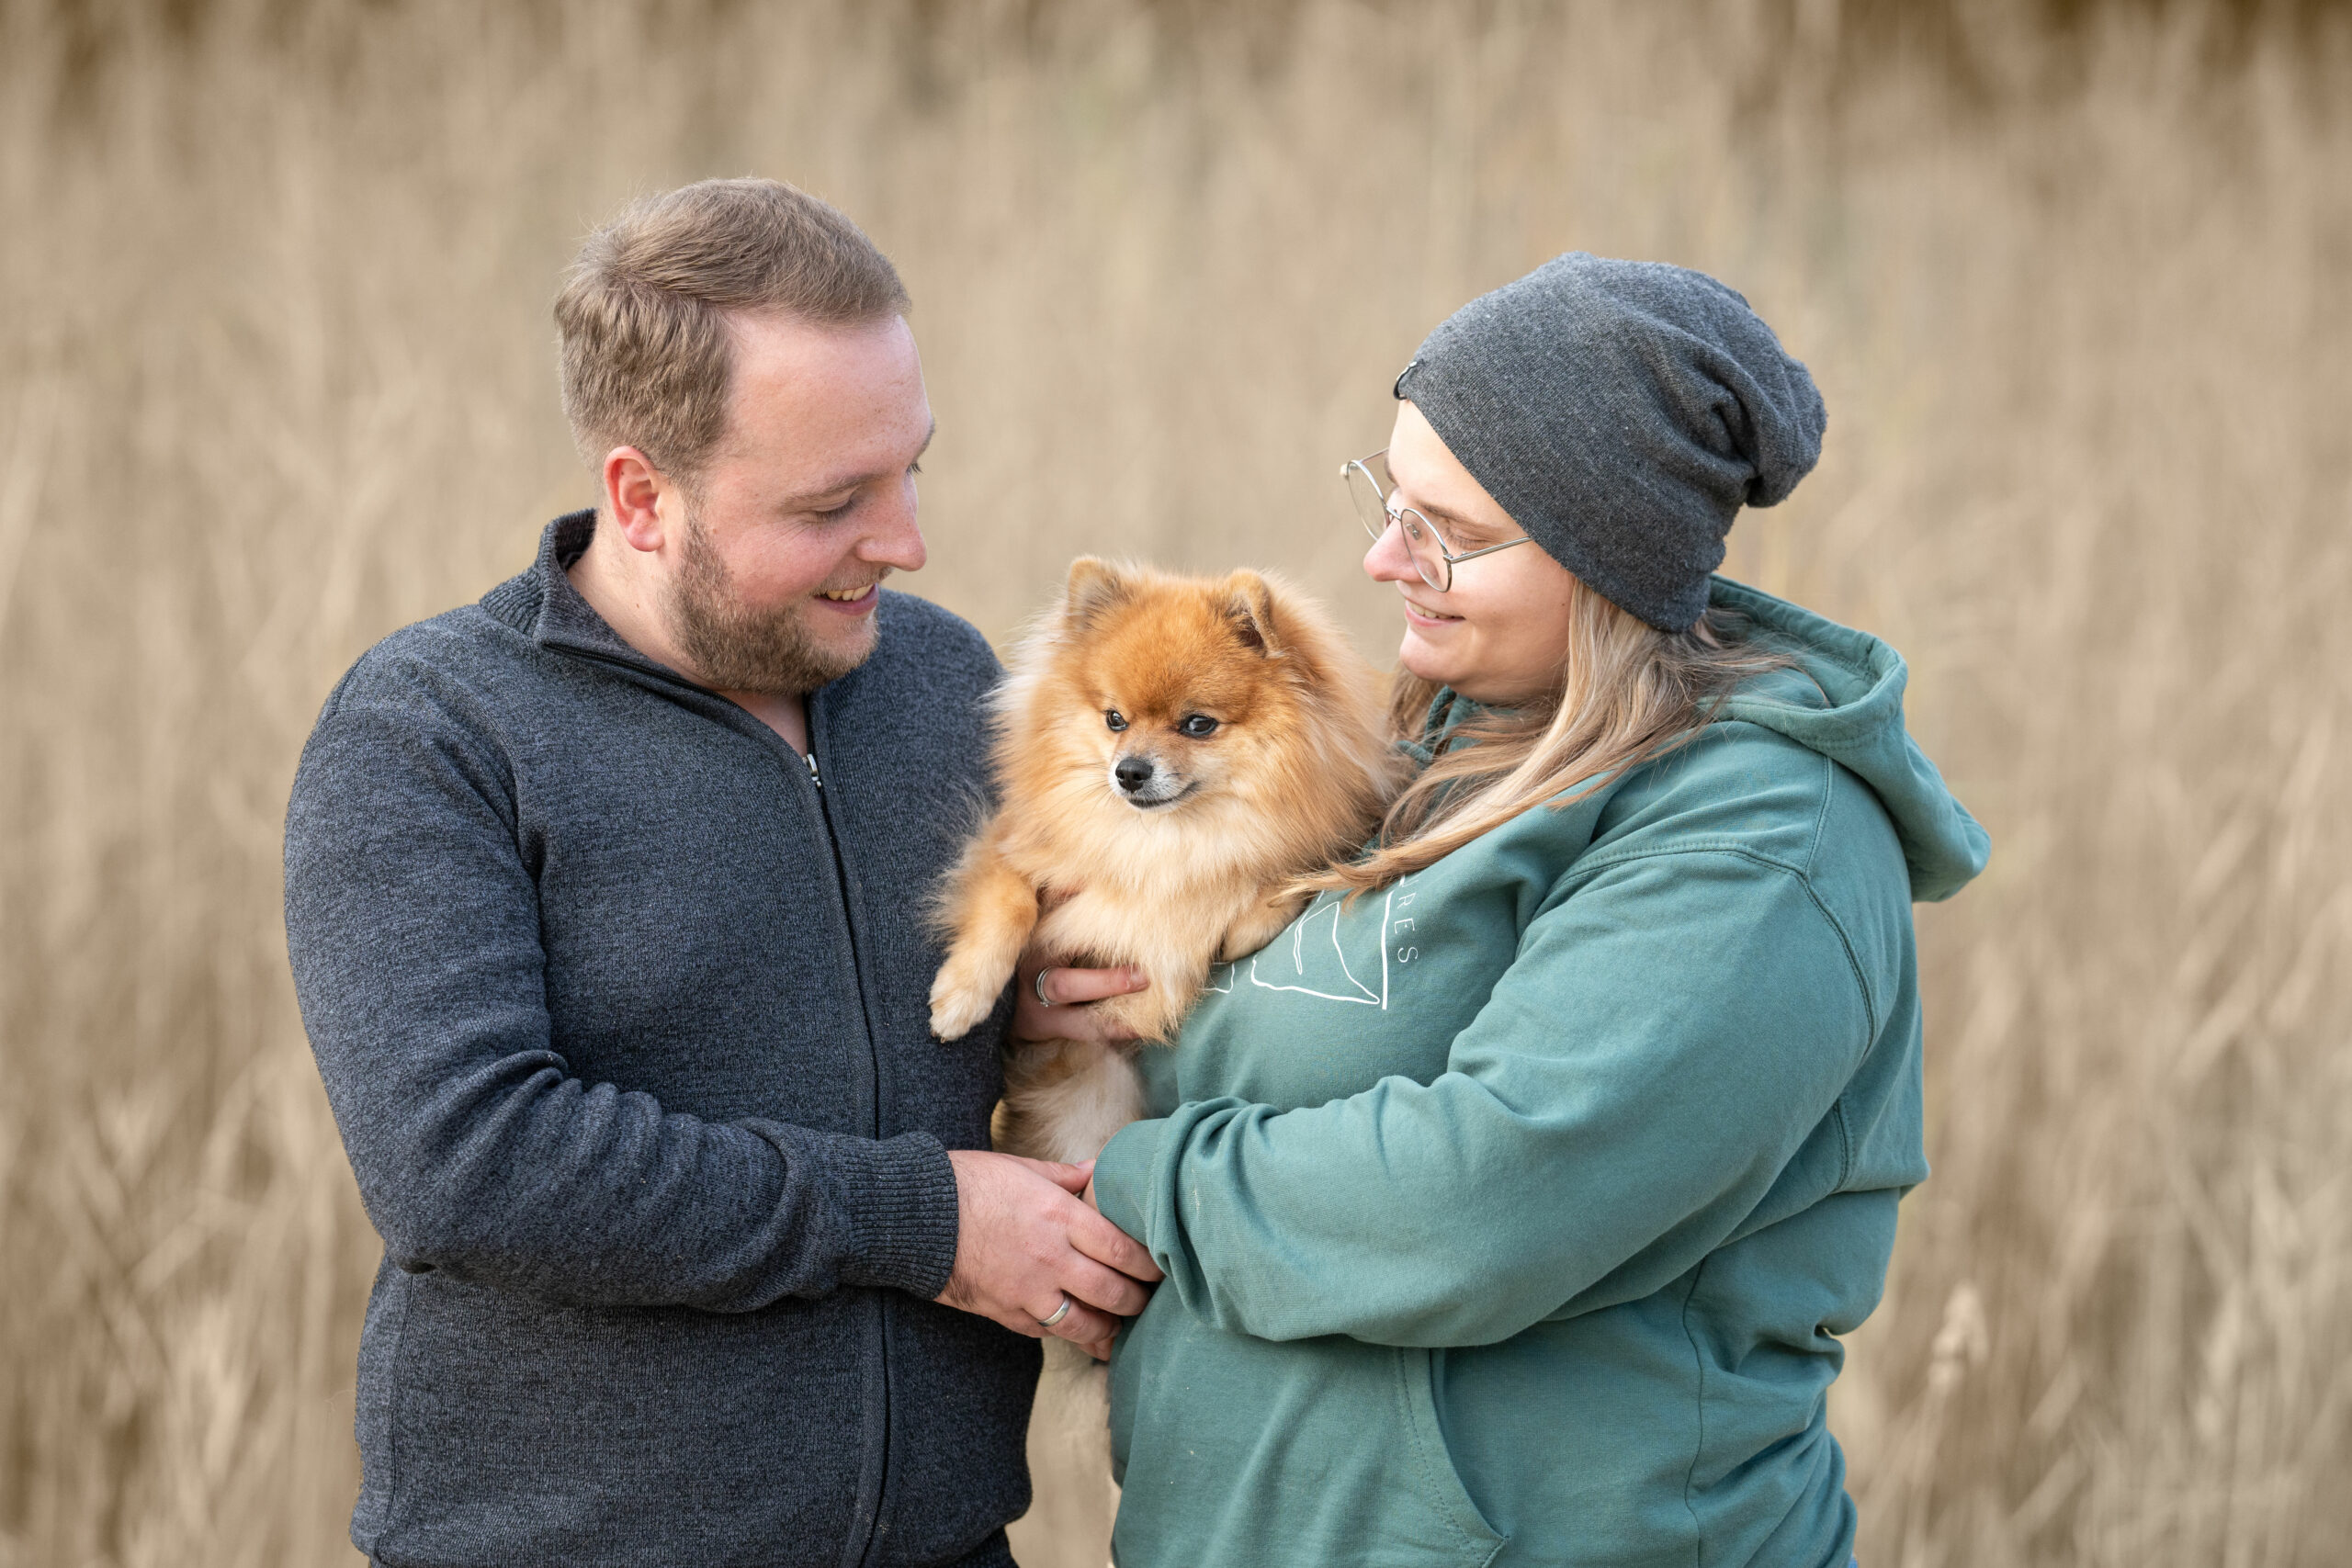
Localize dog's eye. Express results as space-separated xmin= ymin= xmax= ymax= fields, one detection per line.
xmin=1178 ymin=714 xmax=1220 ymax=739
xmin=1104 ymin=710 xmax=1128 ymax=732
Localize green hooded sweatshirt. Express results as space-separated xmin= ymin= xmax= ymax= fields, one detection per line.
xmin=1091 ymin=581 xmax=1989 ymax=1568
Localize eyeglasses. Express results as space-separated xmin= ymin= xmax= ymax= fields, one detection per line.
xmin=1340 ymin=449 xmax=1533 ymax=592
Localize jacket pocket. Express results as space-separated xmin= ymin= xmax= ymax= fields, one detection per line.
xmin=349 ymin=1260 xmax=412 ymax=1551
xmin=370 ymin=1274 xmax=870 ymax=1566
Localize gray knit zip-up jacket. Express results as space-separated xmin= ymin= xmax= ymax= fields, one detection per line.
xmin=283 ymin=513 xmax=1035 ymax=1568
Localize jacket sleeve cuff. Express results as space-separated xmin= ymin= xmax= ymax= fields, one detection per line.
xmin=1091 ymin=1117 xmax=1169 ymax=1248
xmin=831 ymin=1130 xmax=962 ymax=1298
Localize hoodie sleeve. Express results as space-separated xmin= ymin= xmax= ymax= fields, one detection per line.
xmin=1090 ymin=847 xmax=1877 ymax=1348
xmin=283 ymin=671 xmax=959 ymax=1312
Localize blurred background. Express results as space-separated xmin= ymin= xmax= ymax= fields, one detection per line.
xmin=3 ymin=0 xmax=2348 ymax=1563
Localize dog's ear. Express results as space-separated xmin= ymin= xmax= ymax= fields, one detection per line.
xmin=1062 ymin=558 xmax=1130 ymax=627
xmin=1224 ymin=572 xmax=1283 ymax=658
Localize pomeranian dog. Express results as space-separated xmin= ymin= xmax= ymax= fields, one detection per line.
xmin=927 ymin=558 xmax=1397 ymax=1556
xmin=928 ymin=557 xmax=1397 ymax=1167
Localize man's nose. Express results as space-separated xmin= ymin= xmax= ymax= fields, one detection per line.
xmin=1114 ymin=756 xmax=1155 ymax=791
xmin=861 ymin=484 xmax=928 ymax=573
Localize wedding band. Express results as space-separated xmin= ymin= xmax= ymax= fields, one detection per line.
xmin=1036 ymin=1294 xmax=1073 ymax=1329
xmin=1033 ymin=967 xmax=1059 ymax=1008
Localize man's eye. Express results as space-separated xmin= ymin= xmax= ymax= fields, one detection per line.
xmin=1178 ymin=715 xmax=1219 ymax=739
xmin=908 ymin=459 xmax=923 ymax=476
xmin=1105 ymin=711 xmax=1128 ymax=732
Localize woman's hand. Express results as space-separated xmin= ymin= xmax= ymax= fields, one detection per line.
xmin=1012 ymin=956 xmax=1148 ymax=1044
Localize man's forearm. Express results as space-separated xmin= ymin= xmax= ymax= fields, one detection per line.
xmin=327 ymin=1051 xmax=960 ymax=1309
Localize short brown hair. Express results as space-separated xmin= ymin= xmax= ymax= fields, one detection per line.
xmin=555 ymin=177 xmax=910 ymax=480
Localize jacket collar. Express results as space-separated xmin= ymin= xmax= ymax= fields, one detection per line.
xmin=478 ymin=512 xmax=639 ymax=653
xmin=529 ymin=510 xmax=681 ymax=674
xmin=481 ymin=512 xmax=842 ymax=751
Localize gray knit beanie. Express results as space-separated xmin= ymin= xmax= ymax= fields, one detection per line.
xmin=1397 ymin=253 xmax=1826 ymax=632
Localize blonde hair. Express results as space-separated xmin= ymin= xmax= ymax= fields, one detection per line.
xmin=554 ymin=178 xmax=909 ymax=480
xmin=1302 ymin=574 xmax=1788 ymax=900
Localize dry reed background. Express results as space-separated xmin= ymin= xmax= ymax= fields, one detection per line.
xmin=2 ymin=0 xmax=2347 ymax=1564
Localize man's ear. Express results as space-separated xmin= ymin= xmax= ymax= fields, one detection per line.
xmin=1224 ymin=571 xmax=1282 ymax=657
xmin=602 ymin=446 xmax=672 ymax=553
xmin=1062 ymin=557 xmax=1131 ymax=626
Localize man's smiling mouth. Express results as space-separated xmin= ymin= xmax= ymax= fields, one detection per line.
xmin=820 ymin=585 xmax=876 ymax=603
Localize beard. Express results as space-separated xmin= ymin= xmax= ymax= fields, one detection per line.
xmin=666 ymin=507 xmax=881 ymax=697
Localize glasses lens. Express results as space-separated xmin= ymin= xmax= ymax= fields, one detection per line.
xmin=1398 ymin=510 xmax=1451 ymax=592
xmin=1343 ymin=462 xmax=1390 ymax=541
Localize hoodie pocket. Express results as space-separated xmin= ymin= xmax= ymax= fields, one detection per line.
xmin=1396 ymin=1347 xmax=1509 ymax=1565
xmin=1110 ymin=1303 xmax=1507 ymax=1568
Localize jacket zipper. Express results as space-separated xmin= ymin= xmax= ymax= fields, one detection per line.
xmin=803 ymin=731 xmax=895 ymax=1568
xmin=548 ymin=642 xmax=893 ymax=1566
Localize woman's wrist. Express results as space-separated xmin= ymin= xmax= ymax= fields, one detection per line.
xmin=1088 ymin=1118 xmax=1169 ymax=1245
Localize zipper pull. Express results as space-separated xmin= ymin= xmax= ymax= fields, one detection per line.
xmin=805 ymin=749 xmax=822 ymax=789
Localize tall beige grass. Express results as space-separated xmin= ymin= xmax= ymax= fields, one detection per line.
xmin=2 ymin=1 xmax=2346 ymax=1564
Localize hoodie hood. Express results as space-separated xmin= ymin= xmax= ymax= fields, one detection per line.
xmin=1405 ymin=577 xmax=1988 ymax=903
xmin=1708 ymin=576 xmax=1989 ymax=901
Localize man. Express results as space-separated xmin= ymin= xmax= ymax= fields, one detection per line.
xmin=283 ymin=178 xmax=1156 ymax=1568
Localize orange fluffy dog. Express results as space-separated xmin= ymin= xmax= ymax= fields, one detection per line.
xmin=928 ymin=558 xmax=1396 ymax=1167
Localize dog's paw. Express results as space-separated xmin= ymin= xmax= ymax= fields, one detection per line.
xmin=929 ymin=957 xmax=1005 ymax=1041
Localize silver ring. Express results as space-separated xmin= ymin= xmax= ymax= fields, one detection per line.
xmin=1032 ymin=967 xmax=1059 ymax=1008
xmin=1035 ymin=1294 xmax=1073 ymax=1329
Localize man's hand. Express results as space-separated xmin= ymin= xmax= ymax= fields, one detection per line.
xmin=936 ymin=1148 xmax=1163 ymax=1359
xmin=1012 ymin=958 xmax=1149 ymax=1045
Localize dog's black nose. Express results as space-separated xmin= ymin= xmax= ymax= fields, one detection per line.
xmin=1114 ymin=756 xmax=1155 ymax=791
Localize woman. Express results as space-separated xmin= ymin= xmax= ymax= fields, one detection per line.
xmin=1041 ymin=254 xmax=1988 ymax=1567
